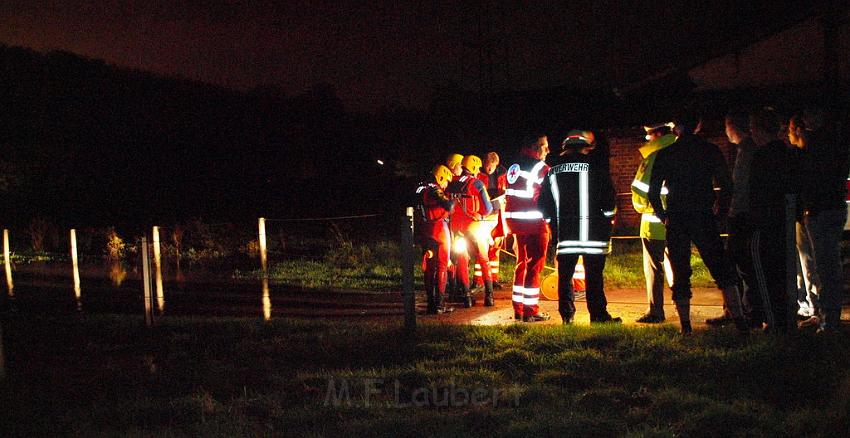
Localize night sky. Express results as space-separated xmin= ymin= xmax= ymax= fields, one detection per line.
xmin=0 ymin=1 xmax=822 ymax=111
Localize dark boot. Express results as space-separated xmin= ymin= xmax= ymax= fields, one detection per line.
xmin=454 ymin=286 xmax=474 ymax=308
xmin=720 ymin=284 xmax=744 ymax=319
xmin=733 ymin=317 xmax=750 ymax=336
xmin=433 ymin=290 xmax=454 ymax=314
xmin=680 ymin=320 xmax=693 ymax=335
xmin=676 ymin=301 xmax=691 ymax=335
xmin=435 ymin=271 xmax=454 ymax=313
xmin=424 ymin=272 xmax=438 ymax=315
xmin=484 ymin=280 xmax=494 ymax=307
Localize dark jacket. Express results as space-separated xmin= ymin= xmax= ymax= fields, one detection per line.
xmin=749 ymin=140 xmax=799 ymax=229
xmin=539 ymin=150 xmax=616 ymax=255
xmin=800 ymin=128 xmax=849 ymax=214
xmin=648 ymin=134 xmax=732 ymax=220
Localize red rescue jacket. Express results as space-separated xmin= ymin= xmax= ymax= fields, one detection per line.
xmin=446 ymin=174 xmax=493 ymax=232
xmin=505 ymin=152 xmax=549 ymax=235
xmin=414 ymin=182 xmax=454 ymax=242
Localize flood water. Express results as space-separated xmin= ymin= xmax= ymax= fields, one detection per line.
xmin=3 ymin=262 xmax=406 ymax=319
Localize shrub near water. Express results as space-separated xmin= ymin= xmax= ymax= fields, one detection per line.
xmin=236 ymin=240 xmax=408 ymax=291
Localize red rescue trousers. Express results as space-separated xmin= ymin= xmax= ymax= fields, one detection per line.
xmin=455 ymin=223 xmax=491 ymax=291
xmin=512 ymin=229 xmax=550 ymax=317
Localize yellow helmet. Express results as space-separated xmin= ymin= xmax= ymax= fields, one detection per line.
xmin=461 ymin=155 xmax=482 ymax=174
xmin=432 ymin=164 xmax=453 ymax=186
xmin=446 ymin=153 xmax=463 ymax=170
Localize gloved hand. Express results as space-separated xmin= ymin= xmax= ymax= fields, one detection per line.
xmin=447 ymin=200 xmax=457 ymax=214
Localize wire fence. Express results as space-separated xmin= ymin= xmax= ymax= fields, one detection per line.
xmin=0 ymin=196 xmax=802 ymax=333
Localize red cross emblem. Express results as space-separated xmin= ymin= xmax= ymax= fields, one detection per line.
xmin=506 ymin=163 xmax=521 ymax=184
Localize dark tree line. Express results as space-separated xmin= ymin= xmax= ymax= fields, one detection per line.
xmin=0 ymin=45 xmax=619 ymax=229
xmin=0 ymin=46 xmax=405 ymax=228
xmin=1 ymin=44 xmax=843 ymax=231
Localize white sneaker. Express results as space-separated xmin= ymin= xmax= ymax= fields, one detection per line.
xmin=798 ymin=315 xmax=820 ymax=328
xmin=797 ymin=302 xmax=814 ymax=318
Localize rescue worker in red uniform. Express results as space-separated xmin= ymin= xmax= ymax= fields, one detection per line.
xmin=415 ymin=165 xmax=457 ymax=314
xmin=476 ymin=151 xmax=508 ymax=290
xmin=540 ymin=131 xmax=622 ymax=324
xmin=505 ymin=134 xmax=551 ymax=322
xmin=443 ymin=153 xmax=464 ymax=294
xmin=447 ymin=155 xmax=495 ymax=307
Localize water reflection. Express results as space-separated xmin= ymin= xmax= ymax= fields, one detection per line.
xmin=153 ymin=227 xmax=165 ymax=312
xmin=262 ymin=277 xmax=271 ymax=320
xmin=108 ymin=260 xmax=127 ymax=286
xmin=3 ymin=229 xmax=12 ymax=297
xmin=258 ymin=218 xmax=268 ymax=277
xmin=70 ymin=229 xmax=81 ymax=306
xmin=142 ymin=236 xmax=153 ymax=326
xmin=175 ymin=265 xmax=185 ymax=284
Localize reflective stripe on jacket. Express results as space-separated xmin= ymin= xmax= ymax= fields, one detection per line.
xmin=504 ymin=153 xmax=549 ymax=235
xmin=540 ymin=152 xmax=616 ymax=255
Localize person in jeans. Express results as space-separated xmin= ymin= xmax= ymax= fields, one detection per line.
xmin=708 ymin=109 xmax=761 ymax=328
xmin=747 ymin=108 xmax=799 ymax=333
xmin=794 ymin=108 xmax=848 ymax=332
xmin=788 ymin=115 xmax=821 ymax=321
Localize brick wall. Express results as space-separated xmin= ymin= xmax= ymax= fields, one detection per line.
xmin=607 ymin=129 xmax=732 ymax=234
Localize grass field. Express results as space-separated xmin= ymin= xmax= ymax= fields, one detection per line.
xmin=2 ymin=314 xmax=848 ymax=436
xmin=235 ymin=239 xmax=717 ymax=292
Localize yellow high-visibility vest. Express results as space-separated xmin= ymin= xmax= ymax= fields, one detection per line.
xmin=631 ymin=134 xmax=676 ymax=240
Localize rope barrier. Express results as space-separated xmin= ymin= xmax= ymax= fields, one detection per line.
xmin=497 ymin=232 xmax=730 ymax=271
xmin=610 ymin=234 xmax=730 ymax=239
xmin=264 ymin=214 xmax=383 ymax=222
xmin=498 ymin=248 xmax=557 ymax=272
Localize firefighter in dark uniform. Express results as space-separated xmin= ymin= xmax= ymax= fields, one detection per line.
xmin=415 ymin=165 xmax=457 ymax=314
xmin=540 ymin=130 xmax=622 ymax=324
xmin=505 ymin=134 xmax=551 ymax=322
xmin=648 ymin=112 xmax=747 ymax=335
xmin=446 ymin=155 xmax=494 ymax=307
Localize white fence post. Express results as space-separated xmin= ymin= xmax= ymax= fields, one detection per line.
xmin=258 ymin=218 xmax=268 ymax=278
xmin=402 ymin=207 xmax=416 ymax=333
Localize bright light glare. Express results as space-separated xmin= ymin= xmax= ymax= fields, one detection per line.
xmin=377 ymin=159 xmax=385 ymax=165
xmin=453 ymin=236 xmax=467 ymax=254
